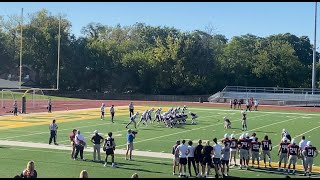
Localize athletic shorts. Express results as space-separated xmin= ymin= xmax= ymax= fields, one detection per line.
xmin=202 ymin=157 xmax=212 ymax=166
xmin=106 ymin=148 xmax=114 ymax=155
xmin=212 ymin=158 xmax=221 ymax=165
xmin=221 ymin=160 xmax=229 ymax=166
xmin=195 ymin=156 xmax=204 ymax=163
xmin=252 ymin=151 xmax=260 ymax=161
xmin=127 ymin=143 xmax=134 ymax=150
xmin=179 ymin=157 xmax=187 ymax=165
xmin=101 ymin=112 xmax=105 ymax=116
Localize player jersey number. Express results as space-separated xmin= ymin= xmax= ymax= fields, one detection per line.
xmin=290 ymin=148 xmax=297 ymax=154
xmin=263 ymin=142 xmax=269 ymax=148
xmin=307 ymin=149 xmax=314 ymax=156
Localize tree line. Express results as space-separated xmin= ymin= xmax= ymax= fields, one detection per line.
xmin=0 ymin=9 xmax=319 ymax=95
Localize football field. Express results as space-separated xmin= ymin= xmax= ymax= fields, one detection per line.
xmin=0 ymin=103 xmax=319 ymax=178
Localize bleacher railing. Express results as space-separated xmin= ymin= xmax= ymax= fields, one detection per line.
xmin=223 ymin=86 xmax=320 ymax=95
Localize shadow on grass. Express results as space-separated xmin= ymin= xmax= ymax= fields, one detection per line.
xmin=253 ymin=130 xmax=276 ymax=134
xmin=131 ymin=159 xmax=172 ymax=166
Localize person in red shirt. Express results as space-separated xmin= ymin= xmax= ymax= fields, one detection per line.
xmin=70 ymin=129 xmax=77 ymax=159
xmin=277 ymin=137 xmax=289 ymax=172
xmin=261 ymin=135 xmax=272 ymax=168
xmin=287 ymin=138 xmax=299 ymax=175
xmin=302 ymin=141 xmax=319 ymax=176
xmin=251 ymin=137 xmax=261 ymax=168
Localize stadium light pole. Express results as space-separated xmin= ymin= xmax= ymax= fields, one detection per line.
xmin=19 ymin=8 xmax=23 ymax=89
xmin=56 ymin=15 xmax=61 ymax=90
xmin=312 ymin=2 xmax=317 ymax=94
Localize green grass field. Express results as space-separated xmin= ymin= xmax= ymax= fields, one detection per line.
xmin=0 ymin=104 xmax=320 ymax=178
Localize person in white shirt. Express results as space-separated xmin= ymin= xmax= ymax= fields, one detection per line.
xmin=74 ymin=130 xmax=86 ymax=161
xmin=299 ymin=135 xmax=307 ymax=169
xmin=100 ymin=103 xmax=105 ymax=120
xmin=212 ymin=138 xmax=222 ymax=178
xmin=175 ymin=140 xmax=189 ymax=177
xmin=187 ymin=140 xmax=197 ymax=177
xmin=110 ymin=105 xmax=115 ymax=123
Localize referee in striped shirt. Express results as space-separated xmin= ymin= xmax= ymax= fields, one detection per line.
xmin=49 ymin=119 xmax=58 ymax=145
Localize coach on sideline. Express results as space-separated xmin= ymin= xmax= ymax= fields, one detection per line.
xmin=49 ymin=119 xmax=58 ymax=145
xmin=91 ymin=130 xmax=104 ymax=162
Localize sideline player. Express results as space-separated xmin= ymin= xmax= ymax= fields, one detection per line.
xmin=241 ymin=111 xmax=247 ymax=131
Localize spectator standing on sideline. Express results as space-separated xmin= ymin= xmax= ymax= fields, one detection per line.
xmin=74 ymin=130 xmax=86 ymax=161
xmin=79 ymin=170 xmax=88 ymax=178
xmin=129 ymin=102 xmax=134 ymax=117
xmin=100 ymin=103 xmax=105 ymax=120
xmin=202 ymin=141 xmax=213 ymax=178
xmin=187 ymin=140 xmax=197 ymax=177
xmin=13 ymin=100 xmax=18 ymax=116
xmin=172 ymin=140 xmax=181 ymax=175
xmin=91 ymin=130 xmax=104 ymax=162
xmin=103 ymin=132 xmax=116 ymax=167
xmin=47 ymin=99 xmax=52 ymax=113
xmin=110 ymin=105 xmax=115 ymax=123
xmin=212 ymin=138 xmax=222 ymax=178
xmin=20 ymin=161 xmax=37 ymax=178
xmin=69 ymin=129 xmax=77 ymax=159
xmin=49 ymin=119 xmax=58 ymax=145
xmin=194 ymin=140 xmax=204 ymax=178
xmin=175 ymin=139 xmax=189 ymax=178
xmin=125 ymin=129 xmax=135 ymax=160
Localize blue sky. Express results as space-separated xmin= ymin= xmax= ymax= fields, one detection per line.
xmin=0 ymin=2 xmax=318 ymax=44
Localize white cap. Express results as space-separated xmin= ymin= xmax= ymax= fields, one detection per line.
xmin=231 ymin=134 xmax=235 ymax=138
xmin=245 ymin=133 xmax=249 ymax=137
xmin=223 ymin=116 xmax=227 ymax=120
xmin=291 ymin=138 xmax=296 ymax=144
xmin=282 ymin=129 xmax=286 ymax=132
xmin=307 ymin=141 xmax=311 ymax=146
xmin=224 ymin=133 xmax=229 ymax=139
xmin=94 ymin=130 xmax=98 ymax=134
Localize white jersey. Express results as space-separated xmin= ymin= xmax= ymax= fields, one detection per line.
xmin=299 ymin=140 xmax=307 ymax=151
xmin=130 ymin=114 xmax=138 ymax=122
xmin=155 ymin=108 xmax=161 ymax=115
xmin=187 ymin=145 xmax=195 ymax=158
xmin=101 ymin=105 xmax=105 ymax=112
xmin=254 ymin=100 xmax=259 ymax=106
xmin=129 ymin=103 xmax=134 ymax=110
xmin=148 ymin=109 xmax=153 ymax=116
xmin=141 ymin=111 xmax=148 ymax=119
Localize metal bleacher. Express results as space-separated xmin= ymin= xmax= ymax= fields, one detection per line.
xmin=208 ymin=86 xmax=320 ymax=106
